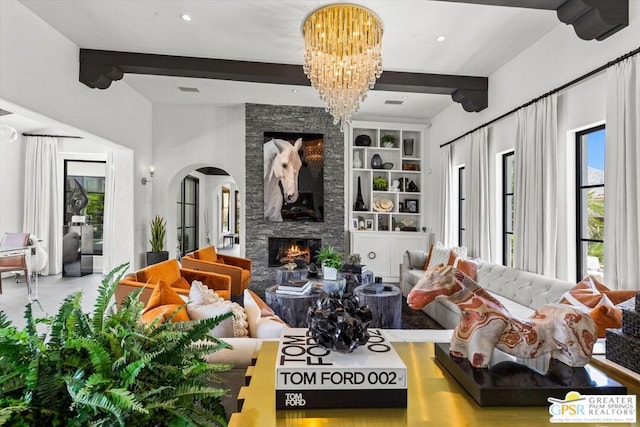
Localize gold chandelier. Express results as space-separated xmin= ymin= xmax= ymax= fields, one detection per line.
xmin=303 ymin=4 xmax=383 ymax=131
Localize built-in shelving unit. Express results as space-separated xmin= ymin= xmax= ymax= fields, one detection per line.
xmin=346 ymin=121 xmax=429 ymax=281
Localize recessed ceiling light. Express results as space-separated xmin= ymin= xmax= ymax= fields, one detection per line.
xmin=181 ymin=13 xmax=192 ymax=22
xmin=435 ymin=35 xmax=446 ymax=42
xmin=291 ymin=89 xmax=299 ymax=93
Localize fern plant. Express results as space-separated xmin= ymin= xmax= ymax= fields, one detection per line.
xmin=0 ymin=263 xmax=232 ymax=426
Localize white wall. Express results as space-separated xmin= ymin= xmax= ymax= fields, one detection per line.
xmin=0 ymin=0 xmax=154 ymax=270
xmin=427 ymin=4 xmax=639 ymax=281
xmin=0 ymin=133 xmax=26 ymax=233
xmin=151 ymin=104 xmax=245 ymax=258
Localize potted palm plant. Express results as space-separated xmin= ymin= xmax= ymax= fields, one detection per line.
xmin=147 ymin=214 xmax=169 ymax=266
xmin=316 ymin=246 xmax=343 ymax=280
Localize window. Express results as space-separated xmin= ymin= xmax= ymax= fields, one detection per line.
xmin=177 ymin=175 xmax=199 ymax=256
xmin=64 ymin=160 xmax=106 ymax=255
xmin=576 ymin=125 xmax=605 ymax=280
xmin=222 ymin=187 xmax=230 ymax=233
xmin=502 ymin=151 xmax=515 ymax=267
xmin=458 ymin=166 xmax=465 ymax=246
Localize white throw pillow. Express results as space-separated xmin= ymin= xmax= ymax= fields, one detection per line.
xmin=427 ymin=241 xmax=467 ymax=270
xmin=189 ymin=281 xmax=249 ymax=337
xmin=243 ymin=289 xmax=287 ymax=338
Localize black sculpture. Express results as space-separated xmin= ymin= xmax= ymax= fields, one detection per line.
xmin=307 ymin=291 xmax=372 ymax=353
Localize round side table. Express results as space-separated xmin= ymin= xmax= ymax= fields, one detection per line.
xmin=275 ymin=267 xmax=307 ymax=285
xmin=354 ymin=284 xmax=402 ymax=329
xmin=264 ymin=285 xmax=321 ymax=328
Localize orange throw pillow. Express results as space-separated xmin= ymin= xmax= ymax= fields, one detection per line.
xmin=142 ymin=280 xmax=190 ymax=323
xmin=171 ymin=277 xmax=191 ymax=290
xmin=422 ymin=244 xmax=434 ymax=270
xmin=590 ymin=305 xmax=623 ymax=338
xmin=195 ymin=246 xmax=217 ymax=262
xmin=448 ymin=251 xmax=478 ymax=280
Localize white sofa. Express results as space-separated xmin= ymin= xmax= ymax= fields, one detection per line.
xmin=401 ymin=250 xmax=576 ymax=329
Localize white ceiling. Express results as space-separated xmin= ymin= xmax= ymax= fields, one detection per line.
xmin=13 ymin=0 xmax=561 ymax=125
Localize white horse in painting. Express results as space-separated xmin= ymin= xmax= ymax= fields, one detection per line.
xmin=264 ymin=138 xmax=303 ymax=222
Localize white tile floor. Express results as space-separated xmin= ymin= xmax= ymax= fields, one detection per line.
xmin=1 ymin=244 xmax=242 ymax=329
xmin=0 ymin=272 xmax=105 ymax=329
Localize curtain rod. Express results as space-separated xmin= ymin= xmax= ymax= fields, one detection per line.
xmin=22 ymin=133 xmax=83 ymax=139
xmin=440 ymin=45 xmax=640 ymax=149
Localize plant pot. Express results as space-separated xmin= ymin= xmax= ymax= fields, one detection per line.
xmin=323 ymin=265 xmax=339 ymax=280
xmin=146 ymin=251 xmax=169 ymax=266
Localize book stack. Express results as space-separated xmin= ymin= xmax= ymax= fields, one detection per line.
xmin=276 ymin=280 xmax=312 ymax=296
xmin=341 ymin=264 xmax=367 ymax=274
xmin=275 ymin=328 xmax=407 ymax=410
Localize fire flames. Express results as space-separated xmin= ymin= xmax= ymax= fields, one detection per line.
xmin=279 ymin=243 xmax=310 ymax=264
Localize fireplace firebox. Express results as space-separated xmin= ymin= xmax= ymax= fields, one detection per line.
xmin=268 ymin=238 xmax=321 ymax=267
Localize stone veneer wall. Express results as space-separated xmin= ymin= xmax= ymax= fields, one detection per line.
xmin=245 ymin=103 xmax=345 ymax=282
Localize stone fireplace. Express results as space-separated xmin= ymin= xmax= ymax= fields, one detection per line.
xmin=245 ymin=104 xmax=345 ymax=282
xmin=268 ymin=237 xmax=322 ymax=267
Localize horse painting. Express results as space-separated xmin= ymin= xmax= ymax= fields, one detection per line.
xmin=264 ymin=138 xmax=303 ymax=222
xmin=407 ymin=265 xmax=597 ymax=368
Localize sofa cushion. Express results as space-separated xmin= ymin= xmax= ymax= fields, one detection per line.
xmin=475 ymin=260 xmax=574 ymax=309
xmin=142 ymin=280 xmax=190 ymax=323
xmin=244 ymin=289 xmax=288 ymax=338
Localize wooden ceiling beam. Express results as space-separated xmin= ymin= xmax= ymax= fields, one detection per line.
xmin=79 ymin=49 xmax=488 ymax=113
xmin=433 ymin=0 xmax=628 ymax=40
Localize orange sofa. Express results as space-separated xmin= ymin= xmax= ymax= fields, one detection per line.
xmin=181 ymin=246 xmax=252 ymax=297
xmin=115 ymin=258 xmax=231 ymax=307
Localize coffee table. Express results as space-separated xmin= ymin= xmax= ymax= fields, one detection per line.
xmin=265 ymin=279 xmax=348 ymax=327
xmin=354 ymin=283 xmax=402 ymax=329
xmin=230 ymin=341 xmax=640 ymax=427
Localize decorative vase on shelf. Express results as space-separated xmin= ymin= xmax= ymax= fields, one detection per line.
xmin=353 ymin=151 xmax=363 ymax=168
xmin=354 ymin=177 xmax=367 ymax=211
xmin=403 ymin=139 xmax=414 ymax=156
xmin=371 ymin=154 xmax=382 ymax=169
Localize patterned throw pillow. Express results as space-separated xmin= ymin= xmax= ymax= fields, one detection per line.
xmin=560 ymin=276 xmax=637 ymax=338
xmin=426 ymin=241 xmax=467 ymax=270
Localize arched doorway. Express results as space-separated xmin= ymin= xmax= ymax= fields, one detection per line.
xmin=169 ymin=165 xmax=241 ymax=259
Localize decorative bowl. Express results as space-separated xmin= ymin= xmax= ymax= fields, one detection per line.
xmin=355 ymin=135 xmax=372 ymax=146
xmin=382 ymin=162 xmax=393 ymax=169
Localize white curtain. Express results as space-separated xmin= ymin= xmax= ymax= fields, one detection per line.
xmin=604 ymin=55 xmax=640 ymax=290
xmin=465 ymin=127 xmax=491 ymax=260
xmin=23 ymin=136 xmax=62 ymax=275
xmin=440 ymin=145 xmax=454 ymax=247
xmin=513 ymin=94 xmax=558 ymax=276
xmin=102 ymin=147 xmax=135 ymax=274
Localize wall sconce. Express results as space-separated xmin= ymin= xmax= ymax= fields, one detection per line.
xmin=141 ymin=165 xmax=155 ymax=185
